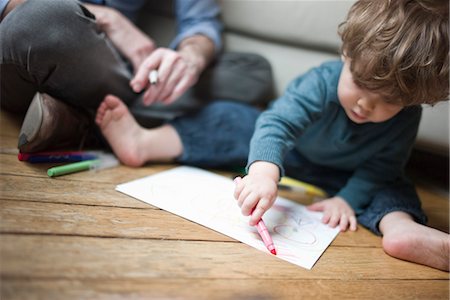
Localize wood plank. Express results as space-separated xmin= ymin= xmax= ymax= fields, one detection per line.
xmin=2 ymin=174 xmax=445 ymax=245
xmin=3 ymin=149 xmax=448 ymax=232
xmin=1 ymin=235 xmax=447 ymax=280
xmin=3 ymin=147 xmax=448 ymax=211
xmin=0 ymin=174 xmax=151 ymax=208
xmin=0 ymin=165 xmax=386 ymax=248
xmin=0 ymin=111 xmax=22 ymax=138
xmin=0 ymin=199 xmax=380 ymax=247
xmin=1 ymin=151 xmax=325 ymax=206
xmin=418 ymin=187 xmax=449 ymax=233
xmin=0 ymin=200 xmax=233 ymax=242
xmin=2 ymin=98 xmax=449 ymax=300
xmin=0 ymin=152 xmax=175 ymax=184
xmin=2 ymin=164 xmax=447 ymax=246
xmin=1 ymin=278 xmax=448 ymax=300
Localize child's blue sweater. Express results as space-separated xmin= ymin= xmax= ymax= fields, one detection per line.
xmin=248 ymin=61 xmax=421 ymax=213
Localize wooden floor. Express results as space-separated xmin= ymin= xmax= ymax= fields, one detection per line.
xmin=1 ymin=111 xmax=449 ymax=299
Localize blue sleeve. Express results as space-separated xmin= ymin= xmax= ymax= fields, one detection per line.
xmin=80 ymin=0 xmax=105 ymax=5
xmin=81 ymin=0 xmax=146 ymax=22
xmin=170 ymin=0 xmax=223 ymax=54
xmin=0 ymin=0 xmax=10 ymax=18
xmin=247 ymin=65 xmax=337 ymax=177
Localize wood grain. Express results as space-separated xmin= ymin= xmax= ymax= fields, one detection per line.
xmin=2 ymin=235 xmax=448 ymax=280
xmin=2 ymin=278 xmax=448 ymax=300
xmin=1 ymin=110 xmax=449 ymax=300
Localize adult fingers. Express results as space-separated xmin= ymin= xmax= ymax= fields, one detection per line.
xmin=161 ymin=74 xmax=193 ymax=104
xmin=146 ymin=52 xmax=185 ymax=103
xmin=130 ymin=50 xmax=164 ymax=92
xmin=142 ymin=52 xmax=181 ymax=105
xmin=142 ymin=83 xmax=163 ymax=106
xmin=157 ymin=60 xmax=186 ymax=102
xmin=155 ymin=50 xmax=181 ymax=85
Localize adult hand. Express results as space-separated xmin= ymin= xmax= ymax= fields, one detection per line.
xmin=307 ymin=196 xmax=358 ymax=231
xmin=130 ymin=47 xmax=201 ymax=105
xmin=1 ymin=0 xmax=26 ymax=21
xmin=131 ymin=35 xmax=215 ymax=106
xmin=84 ymin=4 xmax=155 ymax=72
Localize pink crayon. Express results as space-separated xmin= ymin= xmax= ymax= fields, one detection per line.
xmin=256 ymin=218 xmax=277 ymax=255
xmin=233 ymin=176 xmax=277 ymax=255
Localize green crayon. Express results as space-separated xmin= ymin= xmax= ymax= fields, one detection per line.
xmin=47 ymin=159 xmax=100 ymax=177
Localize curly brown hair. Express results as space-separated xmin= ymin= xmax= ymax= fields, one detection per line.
xmin=339 ymin=0 xmax=449 ymax=105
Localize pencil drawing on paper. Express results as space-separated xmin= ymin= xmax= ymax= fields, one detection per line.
xmin=271 ymin=204 xmax=319 ymax=245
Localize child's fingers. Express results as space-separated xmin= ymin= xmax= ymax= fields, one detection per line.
xmin=233 ymin=177 xmax=243 ymax=199
xmin=349 ymin=215 xmax=358 ymax=231
xmin=236 ymin=193 xmax=247 ymax=208
xmin=321 ymin=210 xmax=331 ymax=224
xmin=249 ymin=198 xmax=270 ymax=226
xmin=339 ymin=214 xmax=349 ymax=231
xmin=328 ymin=212 xmax=340 ymax=228
xmin=307 ymin=201 xmax=325 ymax=211
xmin=236 ymin=186 xmax=252 ymax=208
xmin=241 ymin=192 xmax=259 ymax=216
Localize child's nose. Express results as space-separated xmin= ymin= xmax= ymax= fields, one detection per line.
xmin=357 ymin=98 xmax=374 ymax=112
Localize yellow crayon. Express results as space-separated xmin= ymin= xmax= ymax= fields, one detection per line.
xmin=279 ymin=176 xmax=327 ymax=197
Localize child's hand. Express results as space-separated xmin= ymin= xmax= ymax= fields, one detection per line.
xmin=234 ymin=175 xmax=278 ymax=226
xmin=307 ymin=196 xmax=357 ymax=231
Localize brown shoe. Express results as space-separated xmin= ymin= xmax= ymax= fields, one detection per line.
xmin=18 ymin=93 xmax=92 ymax=153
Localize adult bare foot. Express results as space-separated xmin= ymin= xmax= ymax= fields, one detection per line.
xmin=95 ymin=95 xmax=147 ymax=167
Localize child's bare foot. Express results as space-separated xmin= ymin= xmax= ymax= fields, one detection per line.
xmin=96 ymin=95 xmax=147 ymax=167
xmin=95 ymin=95 xmax=183 ymax=167
xmin=380 ymin=212 xmax=449 ymax=271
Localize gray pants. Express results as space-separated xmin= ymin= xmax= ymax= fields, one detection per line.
xmin=0 ymin=0 xmax=273 ymax=128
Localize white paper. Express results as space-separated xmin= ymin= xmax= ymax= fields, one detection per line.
xmin=116 ymin=166 xmax=339 ymax=269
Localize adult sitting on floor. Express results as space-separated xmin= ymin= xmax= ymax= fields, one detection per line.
xmin=0 ymin=0 xmax=273 ymax=152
